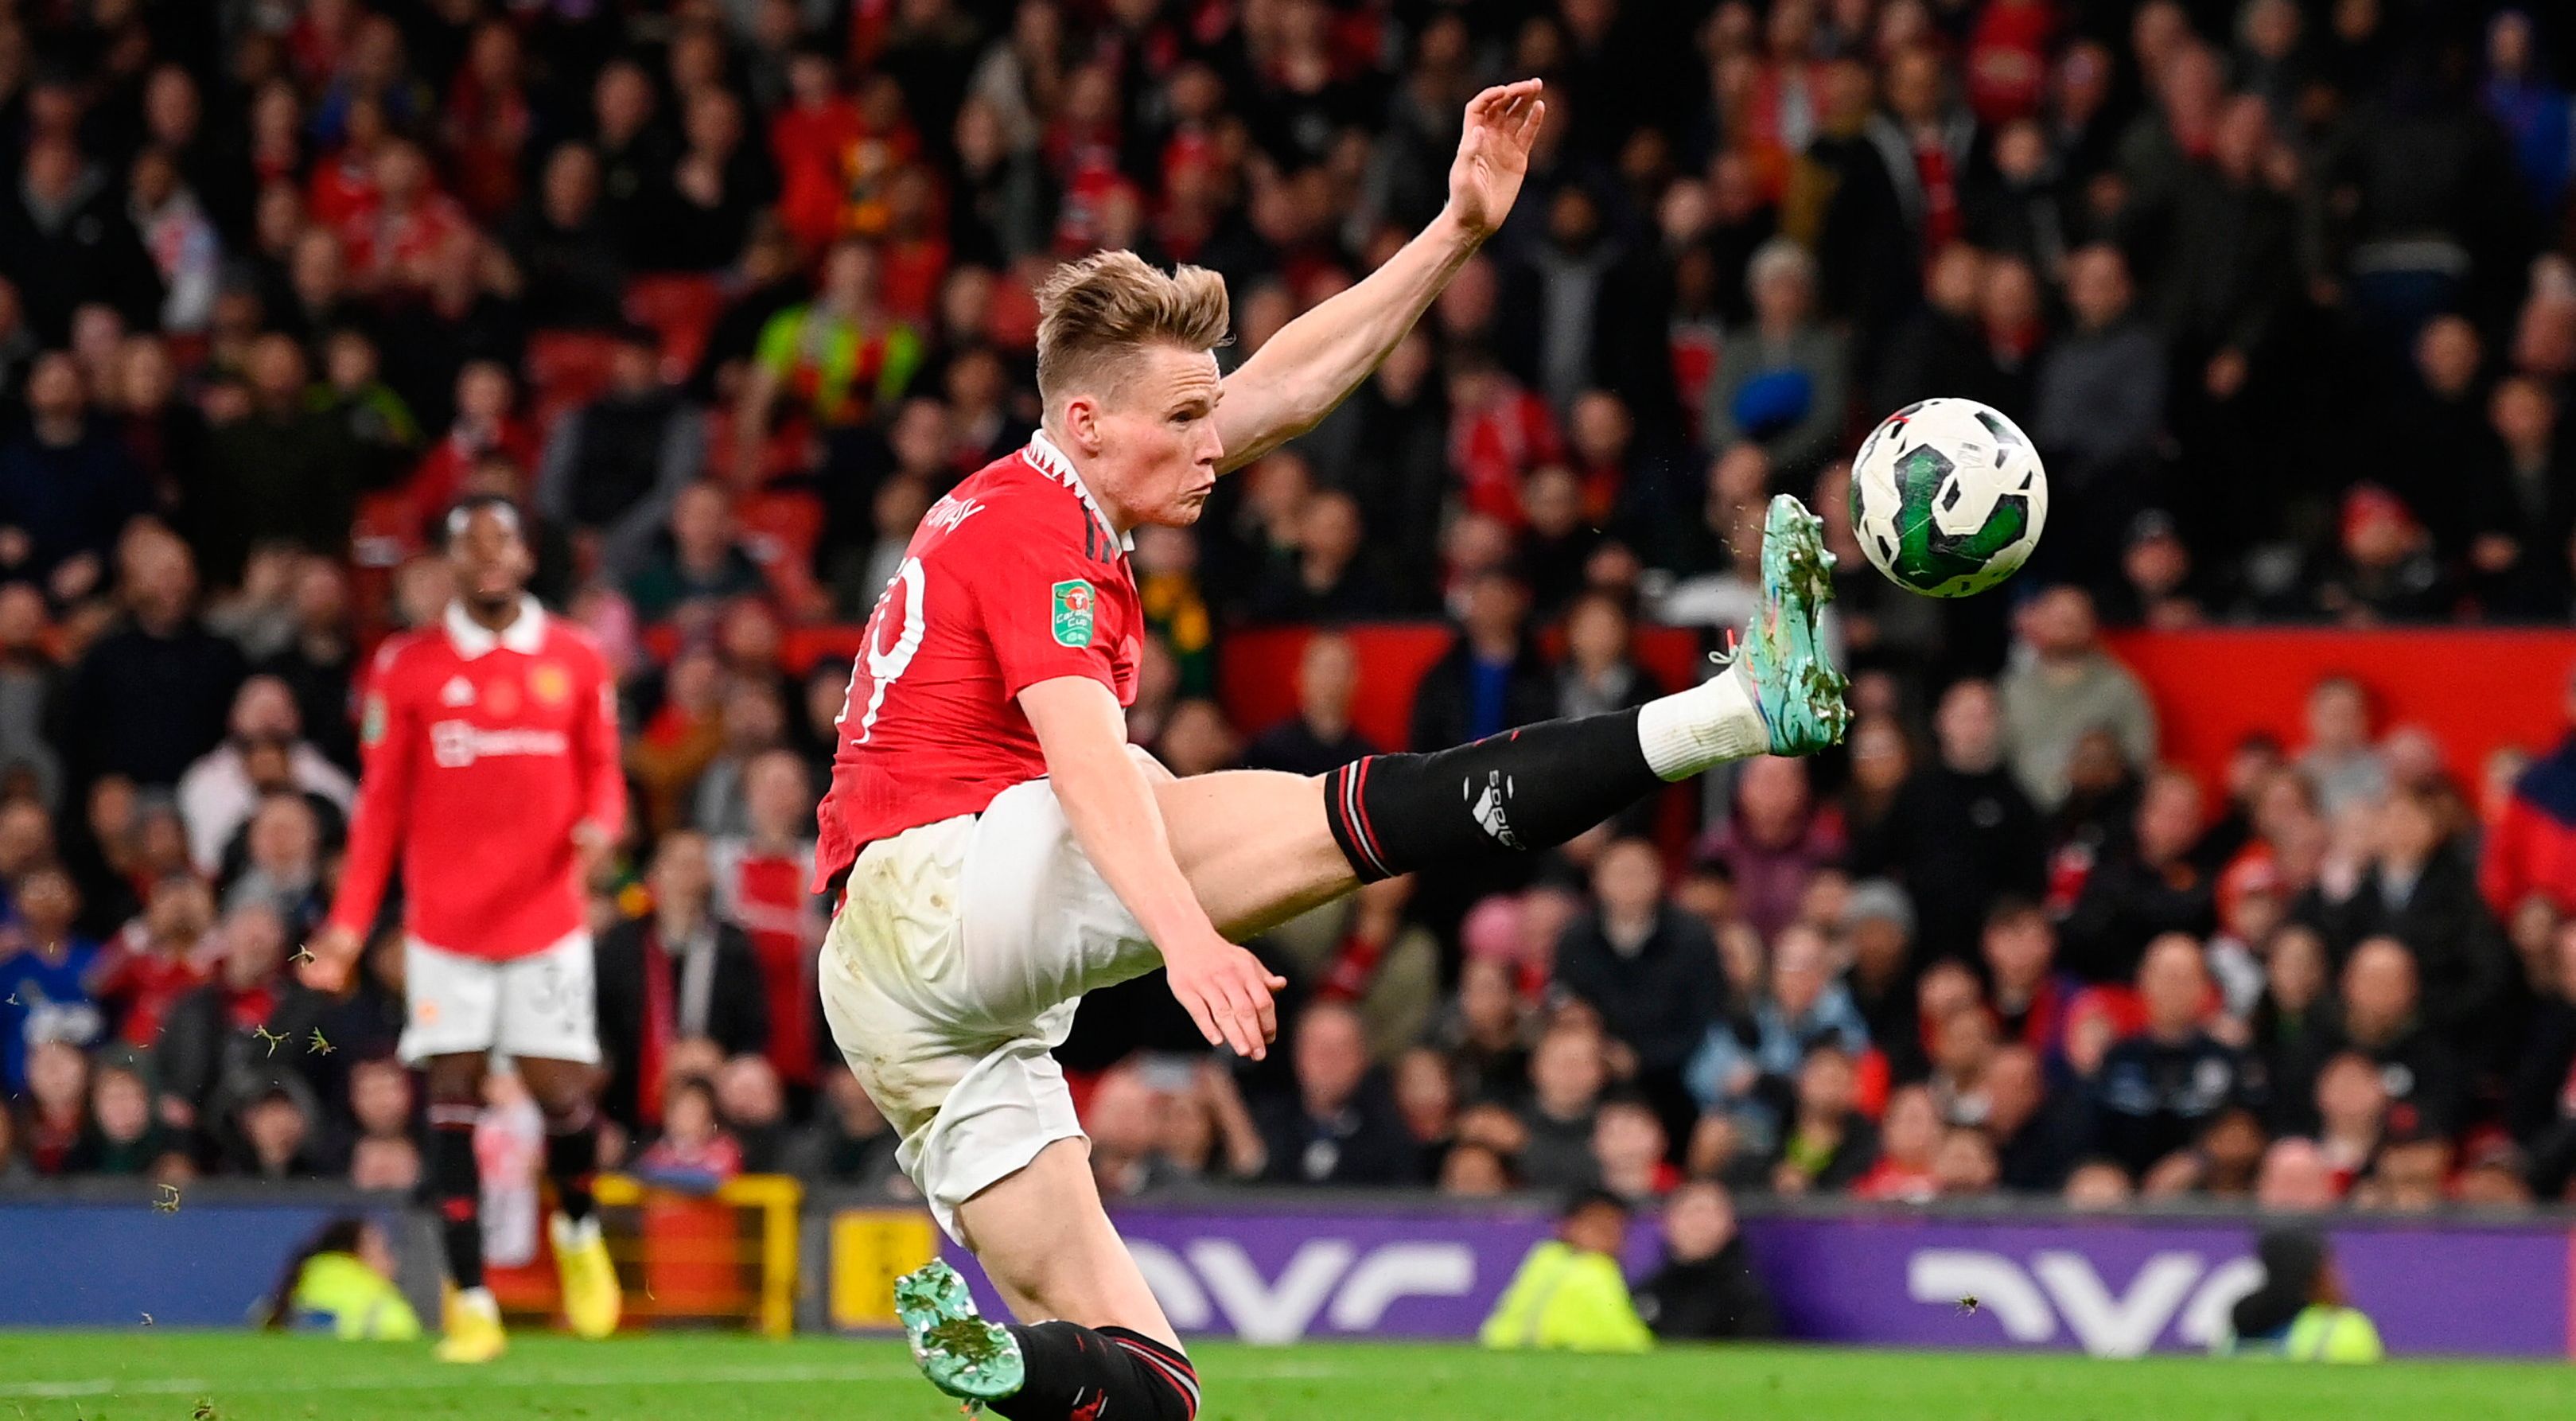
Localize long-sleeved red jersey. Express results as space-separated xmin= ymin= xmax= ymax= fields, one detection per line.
xmin=325 ymin=600 xmax=625 ymax=960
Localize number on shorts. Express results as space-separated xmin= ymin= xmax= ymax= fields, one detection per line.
xmin=845 ymin=557 xmax=926 ymax=744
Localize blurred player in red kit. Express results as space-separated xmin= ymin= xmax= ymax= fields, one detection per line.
xmin=828 ymin=81 xmax=1849 ymax=1419
xmin=301 ymin=496 xmax=626 ymax=1362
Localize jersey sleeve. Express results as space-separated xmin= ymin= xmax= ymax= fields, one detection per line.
xmin=571 ymin=640 xmax=628 ymax=837
xmin=324 ymin=643 xmax=421 ymax=939
xmin=966 ymin=512 xmax=1122 ymax=700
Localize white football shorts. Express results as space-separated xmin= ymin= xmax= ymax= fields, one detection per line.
xmin=399 ymin=929 xmax=601 ymax=1066
xmin=818 ymin=765 xmax=1160 ymax=1241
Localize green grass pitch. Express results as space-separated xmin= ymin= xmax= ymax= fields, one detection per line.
xmin=0 ymin=1332 xmax=2566 ymax=1420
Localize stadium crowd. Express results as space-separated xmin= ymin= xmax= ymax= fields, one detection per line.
xmin=4 ymin=0 xmax=2576 ymax=1233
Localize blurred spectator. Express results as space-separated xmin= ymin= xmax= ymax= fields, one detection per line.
xmin=1555 ymin=838 xmax=1723 ymax=1138
xmin=200 ymin=336 xmax=369 ymax=586
xmin=2313 ymin=485 xmax=2449 ymax=625
xmin=1244 ymin=633 xmax=1379 ymax=777
xmin=64 ymin=1055 xmax=176 ymax=1175
xmin=596 ymin=831 xmax=771 ymax=1132
xmin=177 ymin=676 xmax=355 ymax=874
xmin=782 ymin=1067 xmax=903 ymax=1190
xmin=0 ymin=352 xmax=154 ymax=598
xmin=93 ymin=873 xmax=217 ymax=1049
xmin=534 ymin=325 xmax=708 ymax=587
xmin=2512 ymin=922 xmax=2576 ymax=1199
xmin=60 ymin=527 xmax=247 ymax=788
xmin=2088 ymin=935 xmax=2247 ymax=1179
xmin=2060 ymin=769 xmax=2216 ymax=983
xmin=1854 ymin=1084 xmax=1944 ymax=1201
xmin=1591 ymin=1096 xmax=1675 ymax=1202
xmin=1766 ymin=1044 xmax=1878 ymax=1196
xmin=1981 ymin=1043 xmax=2079 ymax=1192
xmin=737 ymin=239 xmax=924 ymax=462
xmin=633 ymin=1074 xmax=744 ymax=1190
xmin=1998 ymin=586 xmax=2158 ymax=812
xmin=2217 ymin=1228 xmax=2383 ymax=1361
xmin=2483 ymin=668 xmax=2576 ymax=920
xmin=625 ymin=483 xmax=767 ymax=622
xmin=1516 ymin=1022 xmax=1611 ymax=1193
xmin=1856 ymin=679 xmax=2048 ymax=960
xmin=156 ymin=899 xmax=321 ymax=1137
xmin=2306 ymin=787 xmax=2511 ymax=1053
xmin=1705 ymin=239 xmax=1848 ymax=482
xmin=0 ymin=864 xmax=103 ymax=1092
xmin=261 ymin=1217 xmax=421 ymax=1340
xmin=0 ymin=137 xmax=162 ymax=343
xmin=1983 ymin=897 xmax=2076 ymax=1060
xmin=1635 ymin=1179 xmax=1776 ymax=1340
xmin=1479 ymin=1188 xmax=1653 ymax=1353
xmin=710 ymin=749 xmax=823 ymax=1094
xmin=1699 ymin=756 xmax=1845 ymax=942
xmin=2031 ymin=245 xmax=2165 ymax=496
xmin=1252 ymin=1002 xmax=1418 ymax=1187
xmin=1687 ymin=923 xmax=1870 ymax=1145
xmin=2302 ymin=938 xmax=2468 ymax=1143
xmin=1408 ymin=568 xmax=1554 ymax=752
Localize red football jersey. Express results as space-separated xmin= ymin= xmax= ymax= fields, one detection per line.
xmin=814 ymin=434 xmax=1142 ymax=890
xmin=326 ymin=600 xmax=625 ymax=961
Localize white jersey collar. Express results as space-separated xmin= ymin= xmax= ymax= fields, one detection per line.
xmin=444 ymin=596 xmax=547 ymax=660
xmin=1024 ymin=430 xmax=1135 ymax=551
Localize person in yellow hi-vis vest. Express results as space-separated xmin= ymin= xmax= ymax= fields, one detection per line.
xmin=1480 ymin=1189 xmax=1654 ymax=1353
xmin=2212 ymin=1227 xmax=2383 ymax=1363
xmin=262 ymin=1217 xmax=424 ymax=1341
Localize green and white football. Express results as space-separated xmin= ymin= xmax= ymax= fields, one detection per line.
xmin=1848 ymin=396 xmax=2047 ymax=598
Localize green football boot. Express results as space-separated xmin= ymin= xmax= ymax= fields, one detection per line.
xmin=895 ymin=1259 xmax=1025 ymax=1406
xmin=1741 ymin=493 xmax=1851 ymax=755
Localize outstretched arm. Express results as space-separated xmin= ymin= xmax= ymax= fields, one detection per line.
xmin=1020 ymin=675 xmax=1287 ymax=1059
xmin=1213 ymin=80 xmax=1546 ymax=473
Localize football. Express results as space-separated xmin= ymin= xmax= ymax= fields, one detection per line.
xmin=1848 ymin=397 xmax=2049 ymax=598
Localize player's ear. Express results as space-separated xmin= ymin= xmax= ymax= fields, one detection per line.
xmin=1062 ymin=394 xmax=1106 ymax=456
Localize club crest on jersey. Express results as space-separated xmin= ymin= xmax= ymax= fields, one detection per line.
xmin=1051 ymin=579 xmax=1096 ymax=648
xmin=530 ymin=664 xmax=570 ymax=706
xmin=440 ymin=675 xmax=476 ymax=707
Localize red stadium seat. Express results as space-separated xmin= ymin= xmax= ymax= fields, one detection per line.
xmin=625 ymin=274 xmax=727 ymax=379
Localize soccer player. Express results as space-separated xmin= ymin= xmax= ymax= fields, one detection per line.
xmin=299 ymin=496 xmax=626 ymax=1362
xmin=819 ymin=80 xmax=1846 ymax=1418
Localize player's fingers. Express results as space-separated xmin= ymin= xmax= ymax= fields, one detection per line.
xmin=1516 ymin=99 xmax=1547 ymax=143
xmin=1218 ymin=985 xmax=1263 ymax=1058
xmin=1179 ymin=989 xmax=1223 ymax=1049
xmin=1248 ymin=975 xmax=1279 ymax=1045
xmin=1465 ymin=84 xmax=1509 ymax=121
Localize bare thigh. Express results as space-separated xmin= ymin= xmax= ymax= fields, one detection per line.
xmin=954 ymin=1136 xmax=1181 ymax=1351
xmin=1151 ymin=769 xmax=1356 ymax=938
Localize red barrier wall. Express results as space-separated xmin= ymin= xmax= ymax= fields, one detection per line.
xmin=2101 ymin=629 xmax=2576 ymax=795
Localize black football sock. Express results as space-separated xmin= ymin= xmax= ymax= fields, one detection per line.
xmin=426 ymin=1105 xmax=485 ymax=1291
xmin=543 ymin=1100 xmax=600 ymax=1224
xmin=994 ymin=1322 xmax=1198 ymax=1421
xmin=1323 ymin=710 xmax=1667 ymax=882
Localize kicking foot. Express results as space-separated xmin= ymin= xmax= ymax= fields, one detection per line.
xmin=435 ymin=1286 xmax=507 ymax=1364
xmin=1741 ymin=493 xmax=1850 ymax=755
xmin=551 ymin=1212 xmax=622 ymax=1339
xmin=896 ymin=1260 xmax=1025 ymax=1404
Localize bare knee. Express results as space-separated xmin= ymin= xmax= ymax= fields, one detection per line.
xmin=516 ymin=1057 xmax=603 ymax=1127
xmin=423 ymin=1053 xmax=486 ymax=1107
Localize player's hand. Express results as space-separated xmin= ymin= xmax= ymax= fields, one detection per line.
xmin=1162 ymin=936 xmax=1288 ymax=1061
xmin=1445 ymin=80 xmax=1545 ymax=239
xmin=298 ymin=924 xmax=364 ymax=994
xmin=572 ymin=820 xmax=614 ymax=884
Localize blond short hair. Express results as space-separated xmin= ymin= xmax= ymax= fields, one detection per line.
xmin=1034 ymin=250 xmax=1231 ymax=411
